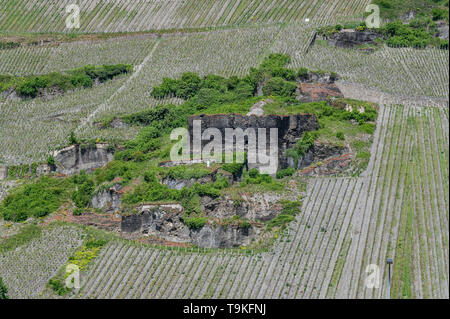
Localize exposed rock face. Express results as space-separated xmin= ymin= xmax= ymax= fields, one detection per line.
xmin=120 ymin=198 xmax=274 ymax=248
xmin=0 ymin=165 xmax=8 ymax=180
xmin=328 ymin=30 xmax=381 ymax=48
xmin=162 ymin=175 xmax=214 ymax=190
xmin=190 ymin=225 xmax=256 ymax=248
xmin=91 ymin=184 xmax=122 ymax=213
xmin=247 ymin=99 xmax=273 ymax=116
xmin=36 ymin=164 xmax=51 ymax=176
xmin=187 ymin=114 xmax=319 ymax=173
xmin=53 ymin=143 xmax=114 ymax=176
xmin=296 ymin=82 xmax=344 ymax=103
xmin=437 ymin=21 xmax=449 ymax=40
xmin=121 ymin=204 xmax=192 ymax=243
xmin=298 ymin=71 xmax=338 ymax=84
xmin=296 ymin=142 xmax=348 ymax=169
xmin=201 ymin=193 xmax=282 ymax=222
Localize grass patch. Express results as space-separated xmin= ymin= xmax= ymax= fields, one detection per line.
xmin=0 ymin=224 xmax=41 ymax=253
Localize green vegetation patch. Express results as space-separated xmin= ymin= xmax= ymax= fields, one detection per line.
xmin=0 ymin=276 xmax=9 ymax=299
xmin=0 ymin=224 xmax=42 ymax=253
xmin=0 ymin=176 xmax=74 ymax=222
xmin=47 ymin=236 xmax=108 ymax=296
xmin=0 ymin=64 xmax=133 ymax=98
xmin=266 ymin=200 xmax=301 ymax=231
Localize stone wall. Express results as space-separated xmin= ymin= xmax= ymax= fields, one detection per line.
xmin=187 ymin=114 xmax=319 ymax=172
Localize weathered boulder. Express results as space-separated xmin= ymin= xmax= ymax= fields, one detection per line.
xmin=328 ymin=30 xmax=381 ymax=48
xmin=91 ymin=184 xmax=122 ymax=212
xmin=53 ymin=143 xmax=114 ymax=176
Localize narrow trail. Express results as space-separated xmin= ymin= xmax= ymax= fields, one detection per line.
xmin=75 ymin=40 xmax=160 ymax=132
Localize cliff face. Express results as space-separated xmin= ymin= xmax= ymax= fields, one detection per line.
xmin=120 ymin=190 xmax=287 ymax=248
xmin=91 ymin=184 xmax=122 ymax=213
xmin=53 ymin=143 xmax=114 ymax=176
xmin=121 ymin=204 xmax=257 ymax=247
xmin=187 ymin=114 xmax=319 ymax=172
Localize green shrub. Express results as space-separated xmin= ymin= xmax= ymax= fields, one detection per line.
xmin=0 ymin=177 xmax=73 ymax=222
xmin=73 ymin=208 xmax=83 ymax=216
xmin=72 ymin=179 xmax=94 ymax=208
xmin=176 ymin=72 xmax=202 ymax=99
xmin=276 ymin=167 xmax=295 ymax=179
xmin=183 ymin=216 xmax=207 ymax=230
xmin=48 ymin=278 xmax=70 ymax=296
xmin=3 ymin=64 xmax=132 ymax=98
xmin=280 ymin=200 xmax=301 ymax=216
xmin=68 ymin=131 xmax=78 ymax=145
xmin=0 ymin=277 xmax=8 ymax=299
xmin=266 ymin=200 xmax=300 ymax=230
xmin=266 ymin=214 xmax=295 ymax=231
xmin=47 ymin=155 xmax=55 ymax=166
xmin=336 ymin=131 xmax=345 ymax=140
xmin=222 ymin=162 xmax=245 ymax=178
xmin=262 ymin=77 xmax=296 ymax=97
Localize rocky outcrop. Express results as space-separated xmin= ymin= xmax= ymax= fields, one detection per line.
xmin=162 ymin=170 xmax=234 ymax=190
xmin=286 ymin=141 xmax=352 ymax=175
xmin=437 ymin=21 xmax=449 ymax=40
xmin=190 ymin=225 xmax=256 ymax=248
xmin=121 ymin=204 xmax=192 ymax=243
xmin=328 ymin=30 xmax=381 ymax=48
xmin=36 ymin=164 xmax=52 ymax=176
xmin=0 ymin=165 xmax=8 ymax=180
xmin=91 ymin=184 xmax=122 ymax=213
xmin=296 ymin=142 xmax=348 ymax=169
xmin=201 ymin=193 xmax=282 ymax=222
xmin=119 ymin=196 xmax=280 ymax=248
xmin=298 ymin=71 xmax=338 ymax=84
xmin=296 ymin=82 xmax=344 ymax=103
xmin=187 ymin=114 xmax=319 ymax=173
xmin=53 ymin=143 xmax=114 ymax=176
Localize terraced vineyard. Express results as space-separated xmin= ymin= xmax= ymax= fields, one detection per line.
xmin=0 ymin=0 xmax=371 ymax=32
xmin=1 ymin=0 xmax=448 ymax=301
xmin=71 ymin=104 xmax=448 ymax=299
xmin=0 ymin=225 xmax=84 ymax=299
xmin=1 ymin=24 xmax=448 ymax=165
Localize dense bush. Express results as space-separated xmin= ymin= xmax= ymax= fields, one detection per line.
xmin=262 ymin=77 xmax=297 ymax=97
xmin=0 ymin=177 xmax=73 ymax=222
xmin=183 ymin=216 xmax=207 ymax=230
xmin=0 ymin=64 xmax=133 ymax=98
xmin=72 ymin=179 xmax=95 ymax=208
xmin=0 ymin=277 xmax=8 ymax=299
xmin=276 ymin=167 xmax=295 ymax=179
